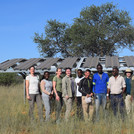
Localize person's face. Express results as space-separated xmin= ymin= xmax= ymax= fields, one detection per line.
xmin=112 ymin=69 xmax=118 ymax=77
xmin=30 ymin=67 xmax=35 ymax=75
xmin=44 ymin=72 xmax=50 ymax=79
xmin=77 ymin=70 xmax=82 ymax=78
xmin=66 ymin=69 xmax=71 ymax=76
xmin=97 ymin=65 xmax=103 ymax=74
xmin=56 ymin=69 xmax=62 ymax=76
xmin=85 ymin=71 xmax=90 ymax=78
xmin=126 ymin=72 xmax=131 ymax=78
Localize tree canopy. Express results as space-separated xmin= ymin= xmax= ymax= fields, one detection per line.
xmin=34 ymin=3 xmax=134 ymax=57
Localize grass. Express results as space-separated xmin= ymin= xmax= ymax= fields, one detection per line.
xmin=0 ymin=84 xmax=134 ymax=134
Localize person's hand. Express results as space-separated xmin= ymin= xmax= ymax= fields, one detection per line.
xmin=27 ymin=95 xmax=31 ymax=100
xmin=86 ymin=94 xmax=90 ymax=98
xmin=131 ymin=96 xmax=133 ymax=102
xmin=107 ymin=96 xmax=109 ymax=101
xmin=49 ymin=93 xmax=53 ymax=99
xmin=77 ymin=83 xmax=80 ymax=86
xmin=65 ymin=95 xmax=69 ymax=100
xmin=56 ymin=95 xmax=60 ymax=101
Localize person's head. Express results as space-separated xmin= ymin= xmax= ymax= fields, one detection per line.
xmin=112 ymin=66 xmax=119 ymax=77
xmin=125 ymin=68 xmax=133 ymax=78
xmin=43 ymin=71 xmax=50 ymax=80
xmin=56 ymin=68 xmax=62 ymax=76
xmin=29 ymin=66 xmax=35 ymax=75
xmin=65 ymin=68 xmax=71 ymax=77
xmin=97 ymin=63 xmax=103 ymax=74
xmin=84 ymin=69 xmax=91 ymax=78
xmin=77 ymin=69 xmax=83 ymax=78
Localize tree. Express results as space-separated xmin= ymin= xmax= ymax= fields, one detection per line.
xmin=34 ymin=20 xmax=73 ymax=57
xmin=34 ymin=3 xmax=134 ymax=57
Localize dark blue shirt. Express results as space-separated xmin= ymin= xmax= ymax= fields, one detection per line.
xmin=125 ymin=77 xmax=131 ymax=95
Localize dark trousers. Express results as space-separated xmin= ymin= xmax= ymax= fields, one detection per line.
xmin=55 ymin=92 xmax=63 ymax=121
xmin=110 ymin=94 xmax=125 ymax=117
xmin=29 ymin=94 xmax=43 ymax=121
xmin=76 ymin=97 xmax=83 ymax=119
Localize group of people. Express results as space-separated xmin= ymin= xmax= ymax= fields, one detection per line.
xmin=25 ymin=64 xmax=134 ymax=123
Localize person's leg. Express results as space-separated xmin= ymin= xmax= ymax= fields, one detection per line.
xmin=118 ymin=94 xmax=125 ymax=119
xmin=89 ymin=101 xmax=94 ymax=121
xmin=42 ymin=94 xmax=50 ymax=121
xmin=110 ymin=95 xmax=117 ymax=116
xmin=29 ymin=94 xmax=36 ymax=120
xmin=77 ymin=97 xmax=82 ymax=119
xmin=36 ymin=94 xmax=44 ymax=121
xmin=102 ymin=94 xmax=106 ymax=118
xmin=63 ymin=97 xmax=72 ymax=121
xmin=82 ymin=96 xmax=89 ymax=121
xmin=125 ymin=95 xmax=131 ymax=114
xmin=95 ymin=94 xmax=100 ymax=120
xmin=56 ymin=92 xmax=62 ymax=122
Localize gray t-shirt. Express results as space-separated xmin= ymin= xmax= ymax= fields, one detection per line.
xmin=43 ymin=79 xmax=52 ymax=93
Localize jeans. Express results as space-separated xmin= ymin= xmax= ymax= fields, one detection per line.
xmin=55 ymin=92 xmax=63 ymax=121
xmin=29 ymin=94 xmax=43 ymax=121
xmin=63 ymin=97 xmax=72 ymax=121
xmin=110 ymin=94 xmax=125 ymax=117
xmin=42 ymin=93 xmax=50 ymax=121
xmin=95 ymin=93 xmax=106 ymax=120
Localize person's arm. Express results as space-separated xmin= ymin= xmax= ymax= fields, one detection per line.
xmin=62 ymin=78 xmax=69 ymax=99
xmin=92 ymin=75 xmax=96 ymax=93
xmin=89 ymin=80 xmax=93 ymax=97
xmin=122 ymin=77 xmax=126 ymax=94
xmin=107 ymin=79 xmax=111 ymax=100
xmin=78 ymin=79 xmax=88 ymax=96
xmin=40 ymin=80 xmax=51 ymax=95
xmin=53 ymin=80 xmax=60 ymax=101
xmin=26 ymin=80 xmax=31 ymax=100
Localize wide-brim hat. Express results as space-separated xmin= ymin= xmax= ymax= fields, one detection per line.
xmin=125 ymin=68 xmax=133 ymax=73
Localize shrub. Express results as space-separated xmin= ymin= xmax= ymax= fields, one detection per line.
xmin=0 ymin=73 xmax=23 ymax=86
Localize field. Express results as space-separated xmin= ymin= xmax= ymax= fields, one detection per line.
xmin=0 ymin=84 xmax=134 ymax=134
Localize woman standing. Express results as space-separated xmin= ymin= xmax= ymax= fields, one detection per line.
xmin=62 ymin=68 xmax=76 ymax=121
xmin=26 ymin=66 xmax=44 ymax=121
xmin=53 ymin=68 xmax=63 ymax=123
xmin=40 ymin=71 xmax=53 ymax=121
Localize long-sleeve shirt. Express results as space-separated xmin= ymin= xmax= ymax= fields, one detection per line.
xmin=78 ymin=77 xmax=93 ymax=96
xmin=93 ymin=72 xmax=109 ymax=94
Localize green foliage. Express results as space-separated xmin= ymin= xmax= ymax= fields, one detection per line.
xmin=0 ymin=73 xmax=23 ymax=86
xmin=34 ymin=3 xmax=134 ymax=57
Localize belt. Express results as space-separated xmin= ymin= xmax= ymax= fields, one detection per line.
xmin=110 ymin=93 xmax=122 ymax=96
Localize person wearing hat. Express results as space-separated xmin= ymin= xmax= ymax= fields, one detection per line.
xmin=124 ymin=68 xmax=134 ymax=114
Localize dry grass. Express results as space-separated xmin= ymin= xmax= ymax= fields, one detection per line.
xmin=0 ymin=84 xmax=134 ymax=134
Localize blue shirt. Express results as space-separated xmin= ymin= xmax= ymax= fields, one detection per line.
xmin=125 ymin=77 xmax=131 ymax=95
xmin=93 ymin=72 xmax=109 ymax=94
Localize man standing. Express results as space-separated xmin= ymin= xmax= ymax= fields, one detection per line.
xmin=75 ymin=69 xmax=84 ymax=119
xmin=107 ymin=66 xmax=126 ymax=117
xmin=93 ymin=63 xmax=109 ymax=120
xmin=79 ymin=69 xmax=94 ymax=122
xmin=124 ymin=68 xmax=134 ymax=114
xmin=62 ymin=68 xmax=76 ymax=121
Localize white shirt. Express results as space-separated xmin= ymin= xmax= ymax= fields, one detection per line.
xmin=75 ymin=77 xmax=84 ymax=97
xmin=26 ymin=74 xmax=39 ymax=94
xmin=107 ymin=75 xmax=126 ymax=94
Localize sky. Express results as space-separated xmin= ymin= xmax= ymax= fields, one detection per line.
xmin=0 ymin=0 xmax=134 ymax=62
